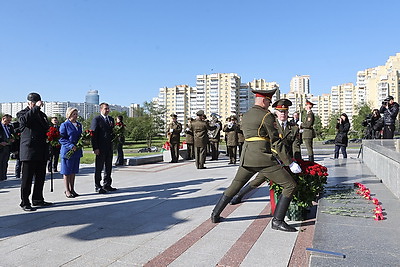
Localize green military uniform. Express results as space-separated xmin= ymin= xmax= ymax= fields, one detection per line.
xmin=302 ymin=107 xmax=315 ymax=162
xmin=167 ymin=115 xmax=182 ymax=163
xmin=212 ymin=95 xmax=299 ymax=232
xmin=247 ymin=116 xmax=300 ymax=188
xmin=208 ymin=116 xmax=222 ymax=160
xmin=237 ymin=122 xmax=245 ymax=158
xmin=190 ymin=111 xmax=216 ymax=169
xmin=184 ymin=122 xmax=194 ymax=160
xmin=223 ymin=120 xmax=239 ymax=164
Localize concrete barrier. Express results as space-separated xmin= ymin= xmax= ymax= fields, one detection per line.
xmin=125 ymin=154 xmax=163 ymax=166
xmin=163 ymin=149 xmax=188 ymax=162
xmin=362 ymin=139 xmax=400 ymax=198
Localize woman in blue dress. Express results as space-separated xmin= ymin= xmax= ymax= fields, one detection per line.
xmin=59 ymin=107 xmax=83 ymax=198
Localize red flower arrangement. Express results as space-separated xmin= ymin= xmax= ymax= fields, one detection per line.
xmin=112 ymin=122 xmax=125 ymax=149
xmin=271 ymin=159 xmax=329 ymax=209
xmin=354 ymin=182 xmax=385 ymax=221
xmin=47 ymin=126 xmax=60 ymax=147
xmin=65 ymin=130 xmax=93 ymax=159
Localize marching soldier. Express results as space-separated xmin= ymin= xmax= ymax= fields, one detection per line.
xmin=211 ymin=90 xmax=302 ymax=232
xmin=302 ymin=100 xmax=315 ymax=162
xmin=190 ymin=110 xmax=216 ymax=169
xmin=230 ymin=99 xmax=302 ymax=205
xmin=166 ymin=114 xmax=182 ymax=163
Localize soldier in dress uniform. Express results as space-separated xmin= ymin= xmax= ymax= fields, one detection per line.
xmin=237 ymin=114 xmax=245 ymax=158
xmin=290 ymin=111 xmax=302 ymax=160
xmin=208 ymin=113 xmax=222 ymax=160
xmin=211 ymin=90 xmax=302 ymax=232
xmin=223 ymin=115 xmax=239 ymax=164
xmin=184 ymin=119 xmax=194 ymax=160
xmin=230 ymin=99 xmax=302 ymax=205
xmin=301 ymin=100 xmax=315 ymax=162
xmin=190 ymin=110 xmax=216 ymax=169
xmin=166 ymin=114 xmax=182 ymax=163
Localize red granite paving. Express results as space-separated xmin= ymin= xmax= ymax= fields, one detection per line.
xmin=288 ymin=204 xmax=317 ymax=267
xmin=217 ymin=203 xmax=272 ymax=267
xmin=143 ymin=202 xmax=240 ymax=266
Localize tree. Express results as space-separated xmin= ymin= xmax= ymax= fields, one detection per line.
xmin=313 ymin=115 xmax=324 ymax=140
xmin=325 ymin=111 xmax=342 ymax=136
xmin=126 ymin=101 xmax=165 ymax=146
xmin=351 ymin=104 xmax=372 ymax=138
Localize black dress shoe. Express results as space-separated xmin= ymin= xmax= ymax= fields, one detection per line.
xmin=65 ymin=191 xmax=75 ymax=198
xmin=32 ymin=201 xmax=54 ymax=206
xmin=96 ymin=188 xmax=107 ymax=194
xmin=71 ymin=191 xmax=80 ymax=197
xmin=103 ymin=186 xmax=117 ymax=191
xmin=21 ymin=205 xmax=37 ymax=212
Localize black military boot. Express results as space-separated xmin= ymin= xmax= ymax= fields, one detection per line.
xmin=271 ymin=195 xmax=297 ymax=232
xmin=211 ymin=194 xmax=232 ymax=223
xmin=230 ymin=184 xmax=255 ymax=205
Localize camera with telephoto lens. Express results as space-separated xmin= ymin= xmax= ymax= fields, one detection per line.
xmin=382 ymin=97 xmax=390 ymax=106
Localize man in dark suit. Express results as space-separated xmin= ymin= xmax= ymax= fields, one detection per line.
xmin=0 ymin=114 xmax=15 ymax=181
xmin=91 ymin=102 xmax=117 ymax=193
xmin=17 ymin=92 xmax=53 ymax=211
xmin=47 ymin=117 xmax=61 ymax=172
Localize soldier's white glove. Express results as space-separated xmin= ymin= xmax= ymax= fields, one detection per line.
xmin=289 ymin=162 xmax=302 ymax=174
xmin=169 ymin=129 xmax=174 ymax=133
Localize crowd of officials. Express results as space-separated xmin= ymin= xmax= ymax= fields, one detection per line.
xmin=0 ymin=93 xmax=120 ymax=211
xmin=1 ymin=91 xmax=398 ymax=231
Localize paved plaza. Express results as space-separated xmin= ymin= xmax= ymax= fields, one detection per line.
xmin=1 ymin=150 xmax=399 ymax=266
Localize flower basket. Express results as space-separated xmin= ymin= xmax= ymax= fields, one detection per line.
xmin=270 ymin=159 xmax=328 ymax=221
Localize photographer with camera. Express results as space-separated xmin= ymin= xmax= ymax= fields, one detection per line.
xmin=362 ymin=109 xmax=384 ymax=139
xmin=379 ymin=96 xmax=399 ymax=139
xmin=334 ymin=113 xmax=350 ymax=159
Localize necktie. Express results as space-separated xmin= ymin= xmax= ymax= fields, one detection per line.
xmin=281 ymin=122 xmax=285 ymax=130
xmin=3 ymin=125 xmax=10 ymax=138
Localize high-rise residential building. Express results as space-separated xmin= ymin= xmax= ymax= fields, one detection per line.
xmin=290 ymin=75 xmax=310 ymax=94
xmin=85 ymin=90 xmax=99 ymax=105
xmin=330 ymin=83 xmax=359 ymax=122
xmin=157 ymin=73 xmax=242 ymax=126
xmin=315 ymin=94 xmax=331 ymax=126
xmin=129 ymin=103 xmax=141 ymax=118
xmin=157 ymin=84 xmax=192 ymax=126
xmin=356 ymin=53 xmax=400 ymax=109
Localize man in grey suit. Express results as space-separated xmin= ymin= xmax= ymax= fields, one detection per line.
xmin=91 ymin=102 xmax=117 ymax=193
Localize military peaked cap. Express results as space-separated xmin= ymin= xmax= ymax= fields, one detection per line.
xmin=196 ymin=110 xmax=205 ymax=116
xmin=251 ymin=89 xmax=277 ymax=100
xmin=305 ymin=99 xmax=315 ymax=106
xmin=272 ymin=99 xmax=292 ymax=110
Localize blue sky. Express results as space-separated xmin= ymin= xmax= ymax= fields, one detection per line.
xmin=1 ymin=0 xmax=399 ymax=106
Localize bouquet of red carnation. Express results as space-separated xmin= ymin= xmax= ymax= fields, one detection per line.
xmin=47 ymin=126 xmax=61 ymax=147
xmin=271 ymin=159 xmax=329 ymax=208
xmin=112 ymin=122 xmax=125 ymax=148
xmin=65 ymin=130 xmax=94 ymax=159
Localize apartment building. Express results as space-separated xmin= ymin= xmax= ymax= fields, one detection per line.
xmin=357 ymin=53 xmax=400 ymax=109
